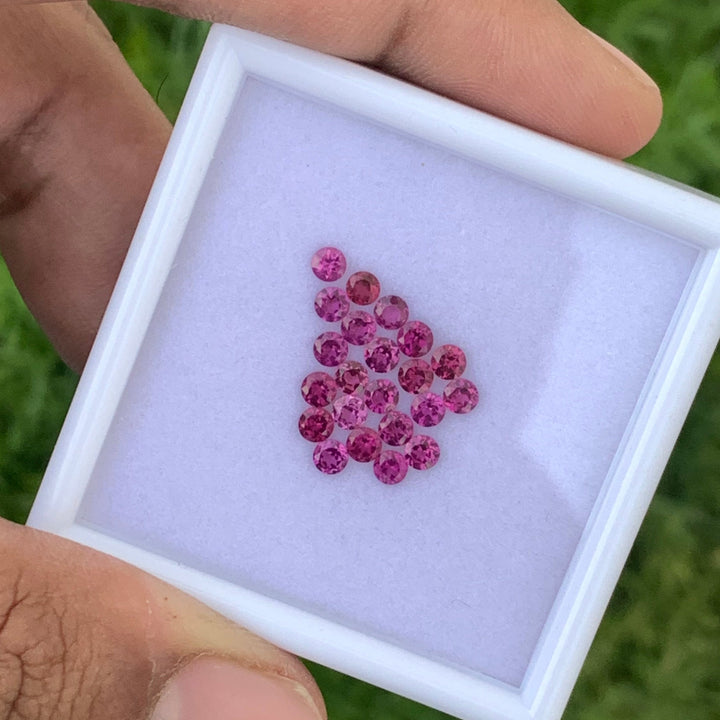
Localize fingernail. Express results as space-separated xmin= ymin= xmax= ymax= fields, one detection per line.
xmin=587 ymin=30 xmax=658 ymax=89
xmin=151 ymin=656 xmax=324 ymax=720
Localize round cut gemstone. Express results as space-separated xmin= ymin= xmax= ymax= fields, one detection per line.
xmin=374 ymin=450 xmax=409 ymax=484
xmin=311 ymin=247 xmax=347 ymax=282
xmin=332 ymin=394 xmax=368 ymax=429
xmin=313 ymin=439 xmax=349 ymax=474
xmin=397 ymin=321 xmax=434 ymax=357
xmin=405 ymin=435 xmax=441 ymax=470
xmin=431 ymin=344 xmax=467 ymax=380
xmin=315 ymin=287 xmax=350 ymax=322
xmin=378 ymin=410 xmax=414 ymax=446
xmin=335 ymin=361 xmax=369 ymax=394
xmin=313 ymin=332 xmax=348 ymax=367
xmin=298 ymin=407 xmax=334 ymax=442
xmin=364 ymin=337 xmax=400 ymax=373
xmin=301 ymin=371 xmax=338 ymax=407
xmin=411 ymin=392 xmax=446 ymax=427
xmin=346 ymin=427 xmax=382 ymax=462
xmin=365 ymin=379 xmax=400 ymax=413
xmin=443 ymin=378 xmax=480 ymax=414
xmin=340 ymin=310 xmax=377 ymax=345
xmin=346 ymin=271 xmax=381 ymax=305
xmin=398 ymin=359 xmax=434 ymax=394
xmin=374 ymin=295 xmax=409 ymax=330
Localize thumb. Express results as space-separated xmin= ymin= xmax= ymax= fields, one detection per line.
xmin=0 ymin=519 xmax=325 ymax=720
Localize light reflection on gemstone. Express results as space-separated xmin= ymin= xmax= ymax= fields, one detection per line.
xmin=374 ymin=450 xmax=409 ymax=484
xmin=378 ymin=410 xmax=414 ymax=446
xmin=314 ymin=287 xmax=350 ymax=322
xmin=313 ymin=332 xmax=349 ymax=367
xmin=411 ymin=392 xmax=446 ymax=427
xmin=431 ymin=344 xmax=467 ymax=380
xmin=335 ymin=361 xmax=369 ymax=394
xmin=397 ymin=321 xmax=434 ymax=358
xmin=374 ymin=295 xmax=409 ymax=330
xmin=313 ymin=439 xmax=349 ymax=474
xmin=398 ymin=359 xmax=434 ymax=394
xmin=346 ymin=427 xmax=383 ymax=462
xmin=443 ymin=378 xmax=479 ymax=414
xmin=346 ymin=271 xmax=381 ymax=305
xmin=340 ymin=310 xmax=377 ymax=345
xmin=298 ymin=407 xmax=334 ymax=442
xmin=405 ymin=435 xmax=441 ymax=470
xmin=311 ymin=247 xmax=347 ymax=282
xmin=365 ymin=379 xmax=400 ymax=414
xmin=364 ymin=337 xmax=400 ymax=373
xmin=300 ymin=371 xmax=338 ymax=407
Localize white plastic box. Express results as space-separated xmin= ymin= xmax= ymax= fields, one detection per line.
xmin=28 ymin=25 xmax=720 ymax=720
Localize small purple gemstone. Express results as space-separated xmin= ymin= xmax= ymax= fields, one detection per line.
xmin=335 ymin=361 xmax=369 ymax=394
xmin=431 ymin=344 xmax=467 ymax=380
xmin=405 ymin=435 xmax=441 ymax=470
xmin=298 ymin=407 xmax=334 ymax=442
xmin=411 ymin=392 xmax=446 ymax=427
xmin=365 ymin=379 xmax=400 ymax=414
xmin=346 ymin=427 xmax=383 ymax=463
xmin=397 ymin=321 xmax=434 ymax=358
xmin=364 ymin=337 xmax=400 ymax=373
xmin=341 ymin=310 xmax=377 ymax=345
xmin=315 ymin=287 xmax=350 ymax=322
xmin=374 ymin=450 xmax=409 ymax=484
xmin=443 ymin=378 xmax=480 ymax=414
xmin=378 ymin=410 xmax=414 ymax=446
xmin=398 ymin=359 xmax=434 ymax=394
xmin=346 ymin=271 xmax=381 ymax=305
xmin=374 ymin=295 xmax=409 ymax=330
xmin=311 ymin=247 xmax=347 ymax=282
xmin=313 ymin=439 xmax=349 ymax=474
xmin=300 ymin=371 xmax=338 ymax=407
xmin=314 ymin=332 xmax=349 ymax=367
xmin=332 ymin=394 xmax=368 ymax=430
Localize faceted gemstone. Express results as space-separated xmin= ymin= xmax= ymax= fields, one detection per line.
xmin=311 ymin=247 xmax=347 ymax=282
xmin=405 ymin=435 xmax=441 ymax=470
xmin=364 ymin=337 xmax=400 ymax=373
xmin=313 ymin=439 xmax=349 ymax=474
xmin=300 ymin=371 xmax=338 ymax=407
xmin=431 ymin=344 xmax=467 ymax=380
xmin=340 ymin=310 xmax=377 ymax=345
xmin=335 ymin=361 xmax=369 ymax=394
xmin=346 ymin=427 xmax=382 ymax=462
xmin=365 ymin=379 xmax=400 ymax=413
xmin=443 ymin=378 xmax=480 ymax=414
xmin=374 ymin=295 xmax=409 ymax=330
xmin=378 ymin=410 xmax=414 ymax=446
xmin=315 ymin=287 xmax=350 ymax=322
xmin=298 ymin=407 xmax=334 ymax=442
xmin=332 ymin=394 xmax=368 ymax=430
xmin=346 ymin=271 xmax=381 ymax=305
xmin=313 ymin=332 xmax=349 ymax=367
xmin=397 ymin=321 xmax=434 ymax=357
xmin=373 ymin=450 xmax=409 ymax=484
xmin=411 ymin=392 xmax=446 ymax=427
xmin=398 ymin=359 xmax=434 ymax=394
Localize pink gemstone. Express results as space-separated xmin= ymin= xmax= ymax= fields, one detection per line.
xmin=311 ymin=247 xmax=347 ymax=282
xmin=298 ymin=407 xmax=334 ymax=442
xmin=378 ymin=410 xmax=414 ymax=446
xmin=443 ymin=378 xmax=480 ymax=414
xmin=313 ymin=439 xmax=349 ymax=474
xmin=364 ymin=337 xmax=400 ymax=373
xmin=411 ymin=392 xmax=446 ymax=427
xmin=365 ymin=379 xmax=400 ymax=414
xmin=335 ymin=361 xmax=369 ymax=394
xmin=346 ymin=271 xmax=381 ymax=305
xmin=398 ymin=359 xmax=434 ymax=394
xmin=341 ymin=310 xmax=377 ymax=345
xmin=346 ymin=427 xmax=382 ymax=462
xmin=315 ymin=287 xmax=350 ymax=322
xmin=314 ymin=332 xmax=349 ymax=367
xmin=301 ymin=371 xmax=338 ymax=407
xmin=405 ymin=435 xmax=441 ymax=470
xmin=397 ymin=321 xmax=434 ymax=357
xmin=431 ymin=344 xmax=467 ymax=380
xmin=374 ymin=295 xmax=409 ymax=330
xmin=332 ymin=394 xmax=368 ymax=430
xmin=373 ymin=450 xmax=409 ymax=484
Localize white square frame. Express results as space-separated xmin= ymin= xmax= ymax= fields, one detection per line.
xmin=27 ymin=25 xmax=720 ymax=720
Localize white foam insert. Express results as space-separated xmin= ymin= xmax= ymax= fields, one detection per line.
xmin=76 ymin=77 xmax=698 ymax=687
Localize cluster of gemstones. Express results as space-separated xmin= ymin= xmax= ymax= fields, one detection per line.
xmin=299 ymin=246 xmax=479 ymax=484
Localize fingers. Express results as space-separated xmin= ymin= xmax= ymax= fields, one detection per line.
xmin=0 ymin=518 xmax=326 ymax=720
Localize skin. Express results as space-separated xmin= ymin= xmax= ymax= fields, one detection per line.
xmin=0 ymin=1 xmax=662 ymax=717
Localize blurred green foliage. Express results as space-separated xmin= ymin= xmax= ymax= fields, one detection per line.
xmin=0 ymin=1 xmax=718 ymax=718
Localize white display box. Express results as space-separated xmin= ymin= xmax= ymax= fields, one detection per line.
xmin=28 ymin=25 xmax=720 ymax=720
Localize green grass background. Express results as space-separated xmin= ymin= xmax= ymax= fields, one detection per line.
xmin=1 ymin=1 xmax=719 ymax=718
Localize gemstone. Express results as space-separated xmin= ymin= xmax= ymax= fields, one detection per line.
xmin=411 ymin=392 xmax=446 ymax=427
xmin=313 ymin=439 xmax=349 ymax=474
xmin=298 ymin=407 xmax=334 ymax=442
xmin=340 ymin=310 xmax=377 ymax=345
xmin=335 ymin=361 xmax=369 ymax=394
xmin=398 ymin=359 xmax=434 ymax=394
xmin=397 ymin=321 xmax=434 ymax=357
xmin=311 ymin=247 xmax=347 ymax=282
xmin=315 ymin=287 xmax=350 ymax=322
xmin=346 ymin=271 xmax=381 ymax=305
xmin=374 ymin=295 xmax=409 ymax=330
xmin=443 ymin=378 xmax=480 ymax=414
xmin=431 ymin=344 xmax=467 ymax=380
xmin=332 ymin=394 xmax=368 ymax=429
xmin=373 ymin=450 xmax=409 ymax=484
xmin=378 ymin=410 xmax=414 ymax=446
xmin=346 ymin=427 xmax=382 ymax=462
xmin=405 ymin=435 xmax=441 ymax=470
xmin=364 ymin=337 xmax=400 ymax=373
xmin=300 ymin=371 xmax=338 ymax=407
xmin=365 ymin=379 xmax=400 ymax=414
xmin=313 ymin=332 xmax=348 ymax=367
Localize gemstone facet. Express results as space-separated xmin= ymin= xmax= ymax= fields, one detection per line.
xmin=378 ymin=410 xmax=415 ymax=446
xmin=335 ymin=361 xmax=369 ymax=394
xmin=397 ymin=321 xmax=434 ymax=357
xmin=405 ymin=435 xmax=441 ymax=470
xmin=313 ymin=332 xmax=349 ymax=367
xmin=301 ymin=371 xmax=338 ymax=407
xmin=311 ymin=247 xmax=347 ymax=282
xmin=340 ymin=310 xmax=377 ymax=345
xmin=332 ymin=394 xmax=368 ymax=429
xmin=411 ymin=392 xmax=446 ymax=427
xmin=374 ymin=450 xmax=409 ymax=484
xmin=298 ymin=408 xmax=334 ymax=442
xmin=374 ymin=295 xmax=409 ymax=330
xmin=431 ymin=344 xmax=467 ymax=380
xmin=443 ymin=378 xmax=480 ymax=414
xmin=346 ymin=427 xmax=383 ymax=462
xmin=364 ymin=337 xmax=400 ymax=373
xmin=313 ymin=439 xmax=349 ymax=474
xmin=314 ymin=287 xmax=350 ymax=322
xmin=398 ymin=359 xmax=434 ymax=394
xmin=364 ymin=379 xmax=400 ymax=414
xmin=346 ymin=271 xmax=381 ymax=305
